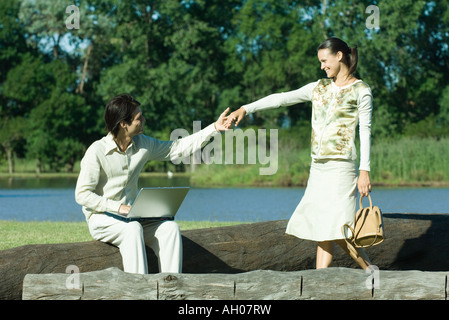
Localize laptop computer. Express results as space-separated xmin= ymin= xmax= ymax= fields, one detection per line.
xmin=104 ymin=187 xmax=190 ymax=222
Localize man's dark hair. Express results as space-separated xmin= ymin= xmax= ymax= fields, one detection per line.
xmin=104 ymin=93 xmax=141 ymax=137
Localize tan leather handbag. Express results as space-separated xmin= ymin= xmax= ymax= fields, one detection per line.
xmin=342 ymin=194 xmax=385 ymax=250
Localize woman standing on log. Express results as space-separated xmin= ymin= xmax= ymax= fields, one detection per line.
xmin=75 ymin=94 xmax=231 ymax=274
xmin=227 ymin=37 xmax=372 ymax=269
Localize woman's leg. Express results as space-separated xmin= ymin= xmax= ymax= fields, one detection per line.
xmin=316 ymin=240 xmax=372 ymax=270
xmin=316 ymin=241 xmax=334 ymax=269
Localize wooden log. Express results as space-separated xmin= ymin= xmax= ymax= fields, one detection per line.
xmin=0 ymin=241 xmax=122 ymax=301
xmin=374 ymin=269 xmax=448 ymax=300
xmin=22 ymin=267 xmax=449 ymax=300
xmin=2 ymin=213 xmax=449 ymax=300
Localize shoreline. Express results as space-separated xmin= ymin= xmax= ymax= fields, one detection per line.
xmin=1 ymin=172 xmax=448 ymax=188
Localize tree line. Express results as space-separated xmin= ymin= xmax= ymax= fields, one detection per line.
xmin=1 ymin=0 xmax=448 ymax=174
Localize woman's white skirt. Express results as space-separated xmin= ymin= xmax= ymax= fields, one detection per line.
xmin=286 ymin=159 xmax=357 ymax=242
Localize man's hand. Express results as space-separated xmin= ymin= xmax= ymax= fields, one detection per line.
xmin=118 ymin=204 xmax=131 ymax=215
xmin=214 ymin=107 xmax=233 ymax=131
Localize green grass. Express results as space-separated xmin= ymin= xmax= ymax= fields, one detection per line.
xmin=0 ymin=220 xmax=245 ymax=251
xmin=190 ymin=129 xmax=312 ymax=187
xmin=370 ymin=137 xmax=449 ymax=184
xmin=190 ymin=136 xmax=449 ymax=187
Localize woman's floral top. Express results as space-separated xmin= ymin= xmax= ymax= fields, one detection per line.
xmin=242 ymin=78 xmax=373 ymax=171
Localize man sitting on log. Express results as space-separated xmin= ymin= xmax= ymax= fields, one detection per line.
xmin=75 ymin=93 xmax=231 ymax=274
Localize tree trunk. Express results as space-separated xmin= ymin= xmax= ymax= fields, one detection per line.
xmin=35 ymin=158 xmax=42 ymax=175
xmin=6 ymin=147 xmax=14 ymax=175
xmin=76 ymin=44 xmax=92 ymax=95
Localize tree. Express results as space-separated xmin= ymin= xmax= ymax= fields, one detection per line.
xmin=0 ymin=117 xmax=25 ymax=174
xmin=18 ymin=0 xmax=74 ymax=59
xmin=1 ymin=0 xmax=448 ymax=175
xmin=0 ymin=1 xmax=35 ymax=174
xmin=96 ymin=0 xmax=229 ymax=132
xmin=224 ymin=0 xmax=340 ymax=130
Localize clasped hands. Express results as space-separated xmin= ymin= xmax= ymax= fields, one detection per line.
xmin=214 ymin=107 xmax=247 ymax=131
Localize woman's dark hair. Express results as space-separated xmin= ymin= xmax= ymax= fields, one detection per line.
xmin=104 ymin=93 xmax=141 ymax=137
xmin=317 ymin=37 xmax=358 ymax=76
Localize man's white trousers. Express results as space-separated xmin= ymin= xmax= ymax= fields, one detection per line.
xmin=88 ymin=214 xmax=182 ymax=274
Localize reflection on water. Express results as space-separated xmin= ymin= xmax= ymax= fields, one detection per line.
xmin=0 ymin=175 xmax=190 ymax=189
xmin=0 ymin=176 xmax=448 ymax=222
xmin=0 ymin=176 xmax=79 ymax=189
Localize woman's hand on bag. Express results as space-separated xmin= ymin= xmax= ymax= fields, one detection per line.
xmin=358 ymin=170 xmax=372 ymax=197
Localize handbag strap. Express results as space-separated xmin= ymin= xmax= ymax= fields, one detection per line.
xmin=341 ymin=224 xmax=359 ymax=257
xmin=359 ymin=194 xmax=373 ymax=209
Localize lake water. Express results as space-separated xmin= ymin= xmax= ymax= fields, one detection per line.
xmin=0 ymin=176 xmax=448 ymax=222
